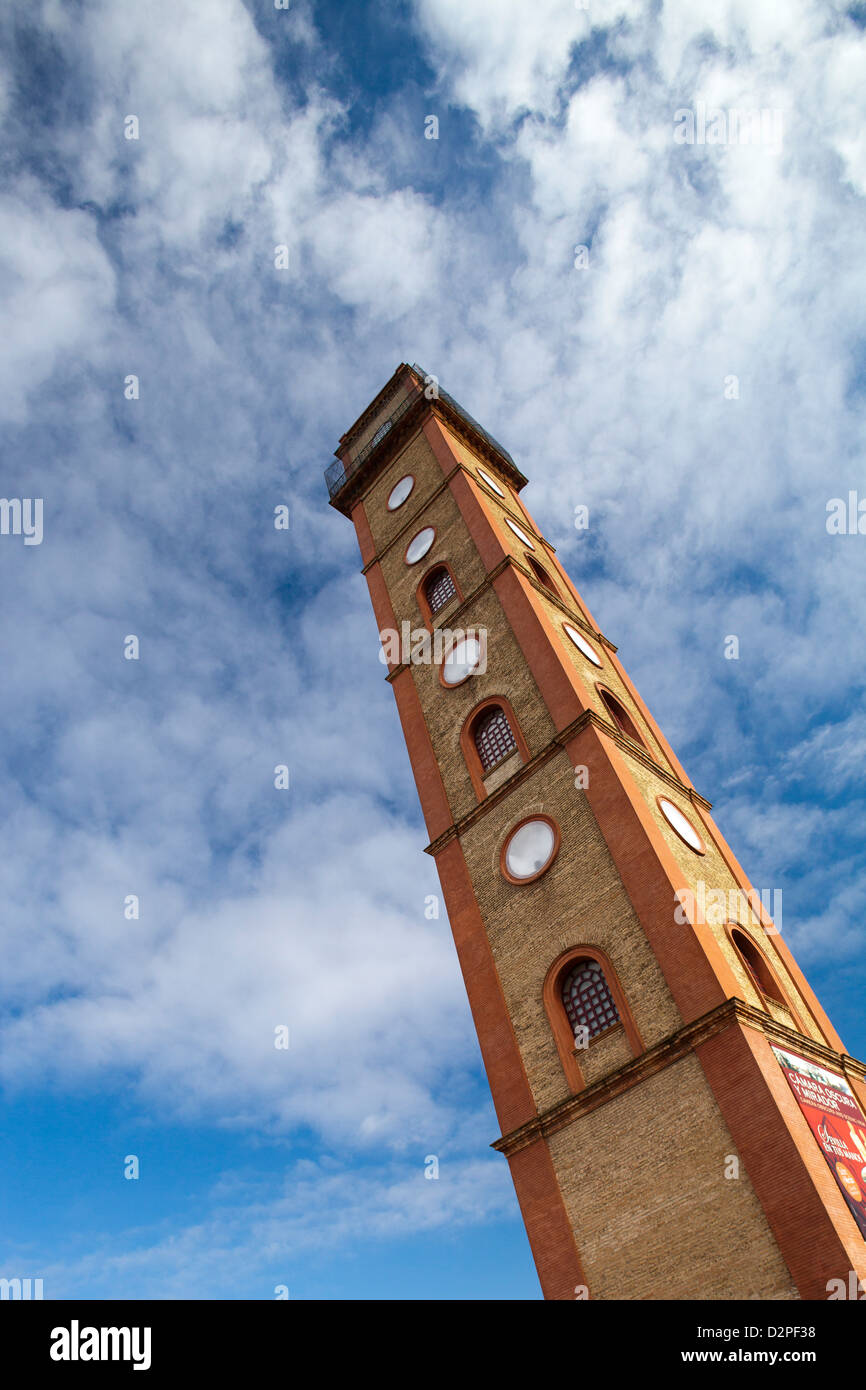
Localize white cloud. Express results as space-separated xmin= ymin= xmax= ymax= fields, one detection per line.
xmin=1 ymin=0 xmax=865 ymax=1291
xmin=33 ymin=1156 xmax=516 ymax=1298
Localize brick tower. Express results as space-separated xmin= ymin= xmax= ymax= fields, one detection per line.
xmin=326 ymin=363 xmax=866 ymax=1300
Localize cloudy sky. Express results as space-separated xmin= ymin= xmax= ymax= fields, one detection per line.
xmin=1 ymin=0 xmax=864 ymax=1299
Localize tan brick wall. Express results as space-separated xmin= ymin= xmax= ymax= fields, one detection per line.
xmin=548 ymin=1050 xmax=800 ymax=1299
xmin=458 ymin=749 xmax=683 ymax=1113
xmin=410 ymin=584 xmax=556 ymax=824
xmin=378 ymin=489 xmax=489 ymax=637
xmin=579 ymin=1024 xmax=634 ymax=1086
xmin=358 ymin=428 xmax=450 ymax=558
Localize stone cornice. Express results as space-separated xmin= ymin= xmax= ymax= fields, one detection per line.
xmin=330 ymin=390 xmax=527 ymax=517
xmin=492 ymin=998 xmax=866 ymax=1158
xmin=371 ymin=511 xmax=614 ymax=665
xmin=422 ymin=708 xmax=712 ymax=856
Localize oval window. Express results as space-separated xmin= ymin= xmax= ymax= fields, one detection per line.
xmin=388 ymin=475 xmax=414 ymax=510
xmin=563 ymin=623 xmax=602 ymax=667
xmin=477 ymin=466 xmax=504 ymax=497
xmin=502 ymin=818 xmax=558 ymax=881
xmin=658 ymin=797 xmax=705 ymax=854
xmin=405 ymin=527 xmax=435 ymax=564
xmin=441 ymin=636 xmax=482 ymax=686
xmin=505 ymin=517 xmax=534 ymax=549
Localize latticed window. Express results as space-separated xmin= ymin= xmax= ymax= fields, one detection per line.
xmin=474 ymin=706 xmax=518 ymax=772
xmin=425 ymin=566 xmax=457 ymax=615
xmin=562 ymin=960 xmax=620 ymax=1041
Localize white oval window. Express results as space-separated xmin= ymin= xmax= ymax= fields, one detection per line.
xmin=658 ymin=798 xmax=705 ymax=853
xmin=505 ymin=517 xmax=534 ymax=549
xmin=563 ymin=623 xmax=602 ymax=668
xmin=405 ymin=527 xmax=435 ymax=564
xmin=388 ymin=475 xmax=414 ymax=510
xmin=503 ymin=819 xmax=557 ymax=881
xmin=477 ymin=466 xmax=504 ymax=497
xmin=441 ymin=636 xmax=481 ymax=686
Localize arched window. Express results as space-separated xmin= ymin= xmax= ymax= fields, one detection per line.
xmin=416 ymin=562 xmax=462 ymax=627
xmin=730 ymin=928 xmax=787 ymax=1006
xmin=562 ymin=959 xmax=621 ymax=1041
xmin=424 ymin=565 xmax=457 ymax=616
xmin=474 ymin=705 xmax=518 ymax=772
xmin=544 ymin=947 xmax=642 ymax=1092
xmin=598 ymin=687 xmax=645 ymax=747
xmin=527 ymin=556 xmax=558 ymax=595
xmin=460 ymin=696 xmax=530 ymax=800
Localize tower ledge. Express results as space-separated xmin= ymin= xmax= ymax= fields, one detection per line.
xmin=325 ymin=363 xmax=526 ymax=516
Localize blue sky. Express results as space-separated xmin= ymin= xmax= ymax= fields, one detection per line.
xmin=0 ymin=0 xmax=865 ymax=1299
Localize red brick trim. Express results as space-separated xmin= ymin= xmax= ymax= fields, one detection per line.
xmin=421 ymin=417 xmax=513 ymax=572
xmin=363 ymin=561 xmax=400 ymax=672
xmin=422 ymin=414 xmax=463 ymax=479
xmin=694 ymin=1021 xmax=866 ymax=1297
xmin=506 ymin=1138 xmax=590 ymax=1300
xmin=432 ymin=837 xmax=536 ymax=1135
xmin=493 ymin=565 xmax=588 ymax=729
xmin=351 ymin=499 xmax=377 ymax=568
xmin=389 ymin=667 xmax=453 ymax=843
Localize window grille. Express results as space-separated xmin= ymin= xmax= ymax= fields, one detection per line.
xmin=562 ymin=960 xmax=620 ymax=1040
xmin=474 ymin=706 xmax=518 ymax=772
xmin=425 ymin=567 xmax=457 ymax=615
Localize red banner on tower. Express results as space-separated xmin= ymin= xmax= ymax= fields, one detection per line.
xmin=773 ymin=1046 xmax=866 ymax=1241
